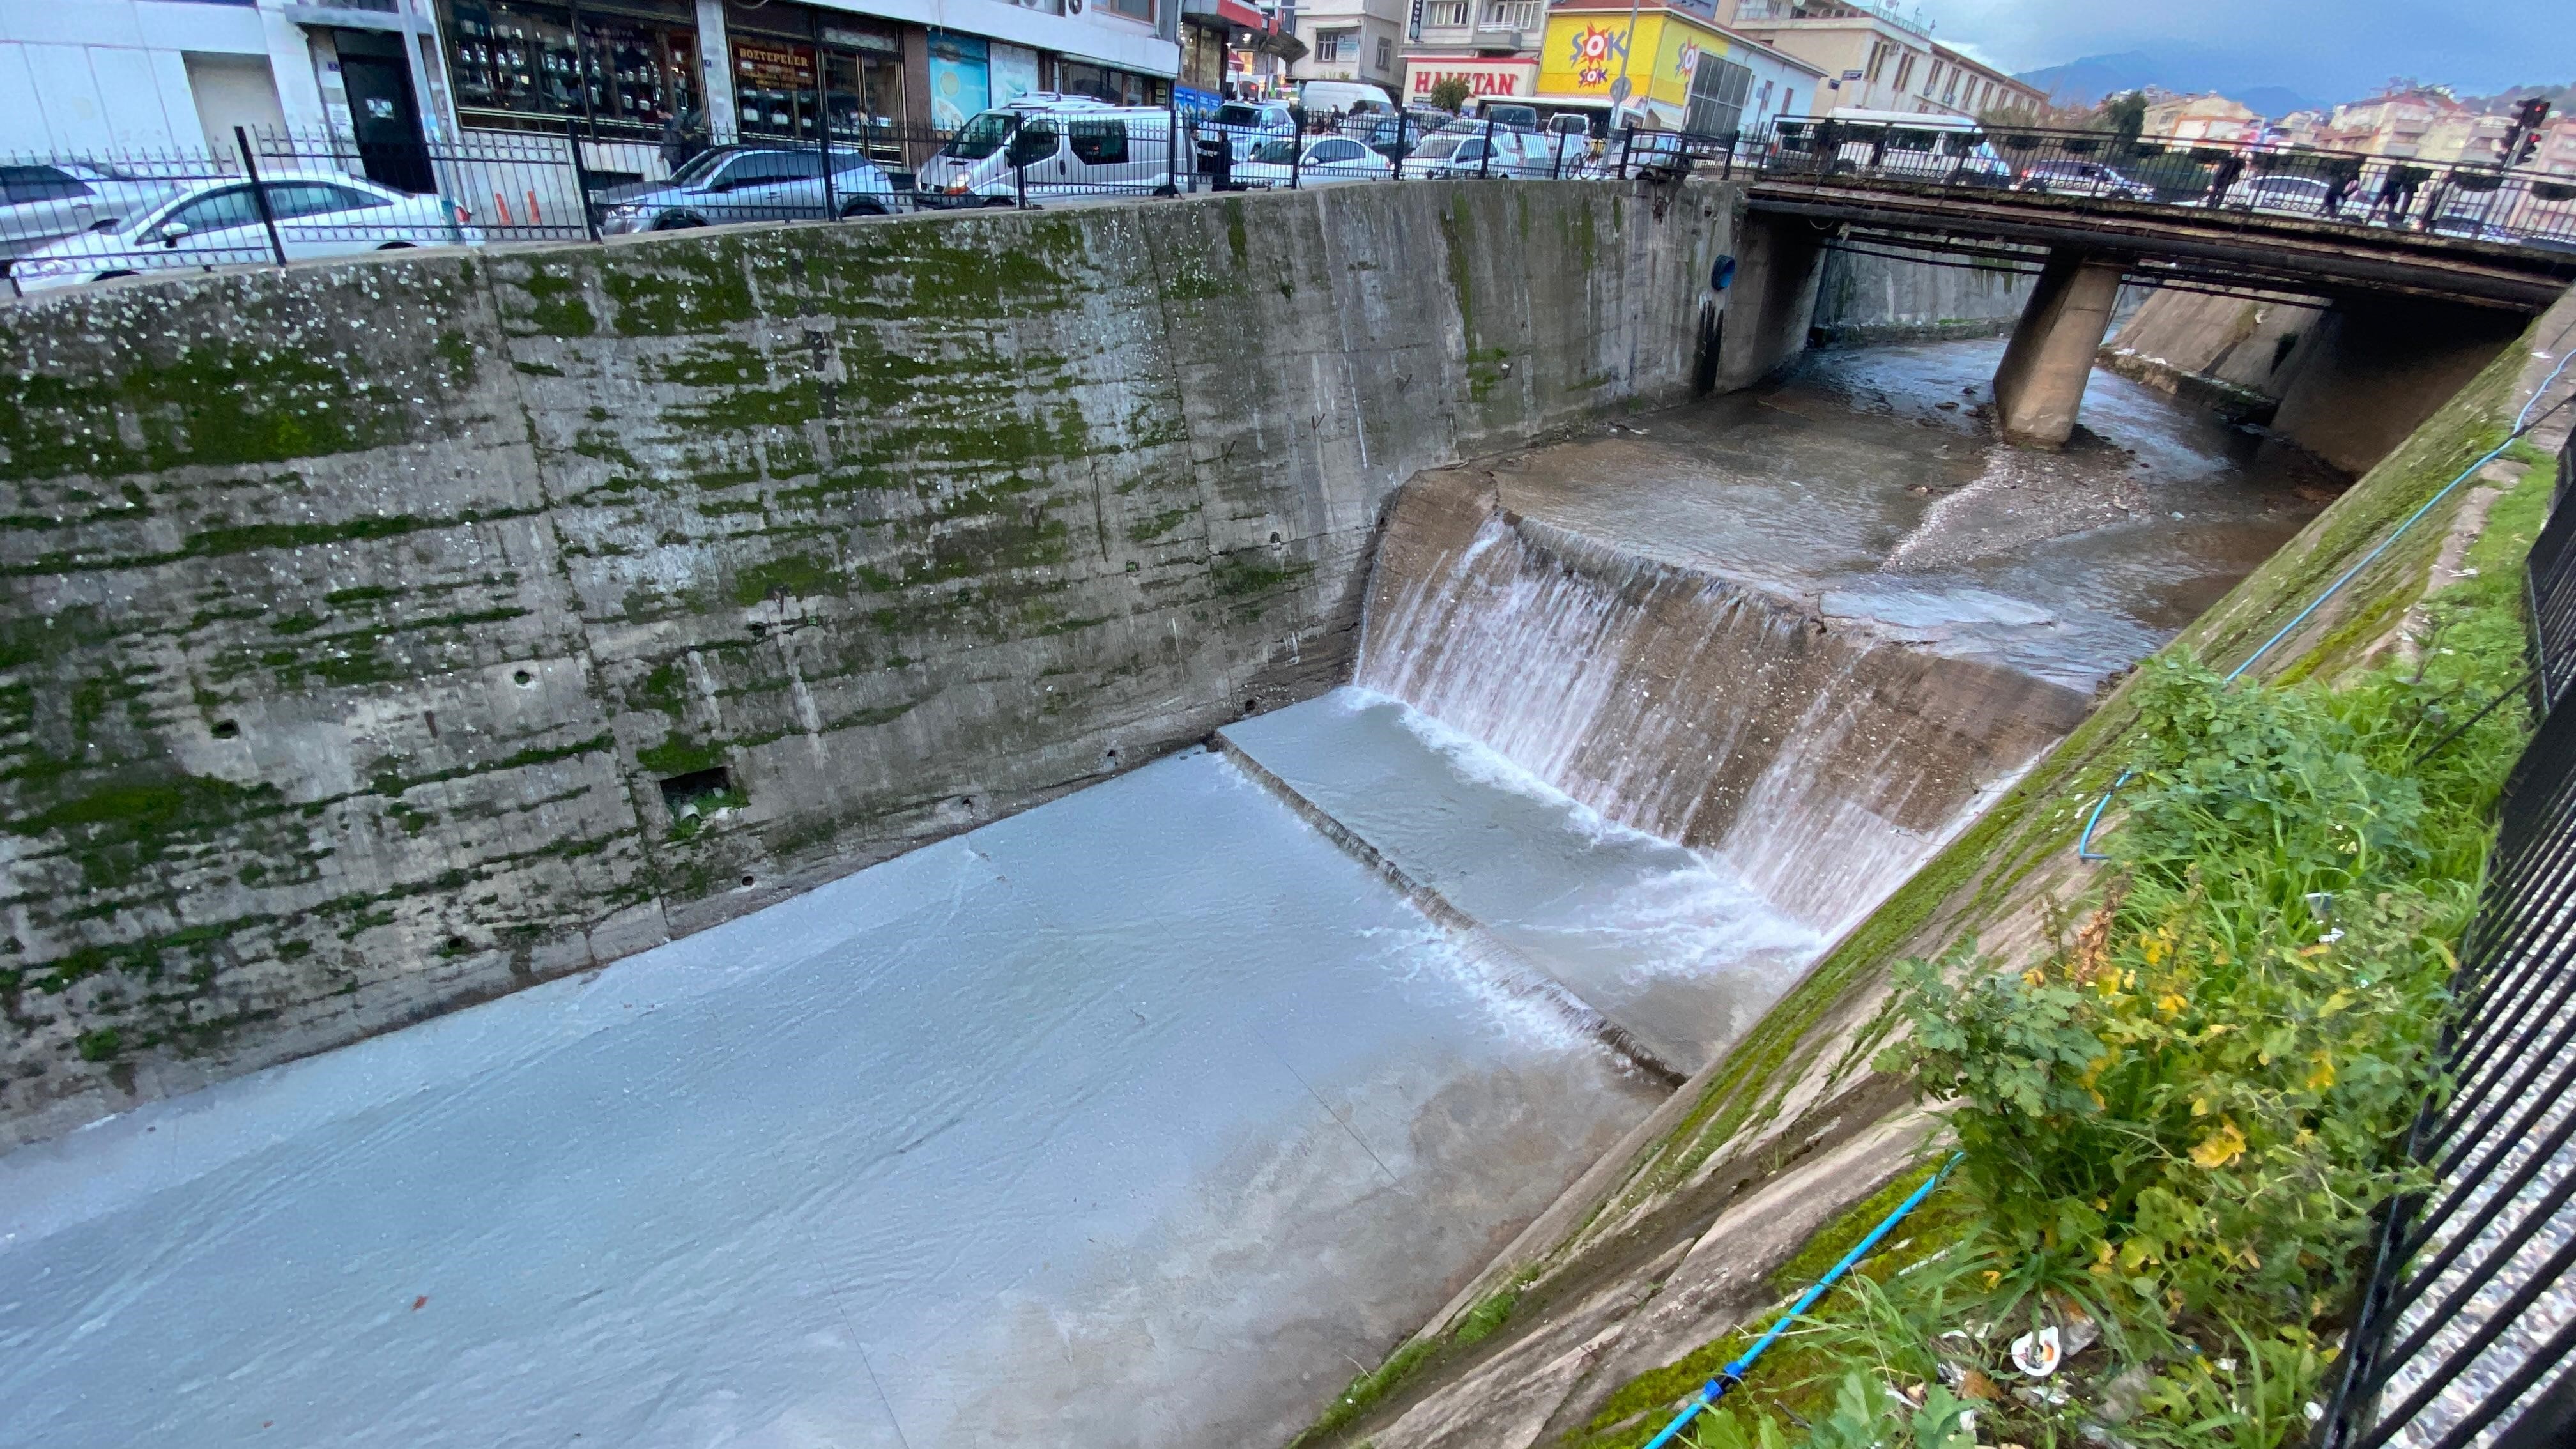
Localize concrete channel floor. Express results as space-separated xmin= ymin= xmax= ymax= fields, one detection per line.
xmin=0 ymin=745 xmax=1664 ymax=1449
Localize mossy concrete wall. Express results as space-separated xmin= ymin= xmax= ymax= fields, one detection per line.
xmin=0 ymin=180 xmax=1735 ymax=1144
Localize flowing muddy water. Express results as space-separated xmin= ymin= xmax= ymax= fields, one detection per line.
xmin=0 ymin=341 xmax=2334 ymax=1448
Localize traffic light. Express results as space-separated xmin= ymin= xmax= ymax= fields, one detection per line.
xmin=2501 ymin=96 xmax=2550 ymax=166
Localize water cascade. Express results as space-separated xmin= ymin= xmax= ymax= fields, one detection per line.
xmin=1356 ymin=469 xmax=2091 ymax=932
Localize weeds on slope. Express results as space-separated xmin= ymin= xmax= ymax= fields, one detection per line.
xmin=1573 ymin=469 xmax=2546 ymax=1449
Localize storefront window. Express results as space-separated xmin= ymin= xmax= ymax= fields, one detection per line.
xmin=1055 ymin=61 xmax=1170 ymax=107
xmin=732 ymin=37 xmax=824 ymax=139
xmin=926 ymin=33 xmax=992 ymax=132
xmin=820 ymin=47 xmax=907 ymax=161
xmin=442 ymin=0 xmax=700 ymax=135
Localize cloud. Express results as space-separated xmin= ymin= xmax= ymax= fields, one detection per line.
xmin=1919 ymin=0 xmax=2572 ymax=101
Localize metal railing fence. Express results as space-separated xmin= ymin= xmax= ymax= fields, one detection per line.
xmin=3 ymin=109 xmax=1646 ymax=295
xmin=15 ymin=109 xmax=2576 ymax=298
xmin=1745 ymin=117 xmax=2576 ymax=250
xmin=2317 ymin=425 xmax=2576 ymax=1449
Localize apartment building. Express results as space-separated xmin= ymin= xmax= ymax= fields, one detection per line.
xmin=1290 ymin=0 xmax=1406 ymax=100
xmin=1716 ymin=0 xmax=2039 ymax=119
xmin=2142 ymin=92 xmax=2260 ymax=144
xmin=3 ymin=0 xmax=1183 ymax=181
xmin=2317 ymin=88 xmax=2461 ymax=158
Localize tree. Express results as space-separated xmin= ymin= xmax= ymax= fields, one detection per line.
xmin=1429 ymin=76 xmax=1472 ymax=114
xmin=2096 ymin=89 xmax=2147 ymax=144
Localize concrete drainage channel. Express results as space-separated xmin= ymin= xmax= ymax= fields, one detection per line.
xmin=1 ymin=169 xmax=2534 ymax=1446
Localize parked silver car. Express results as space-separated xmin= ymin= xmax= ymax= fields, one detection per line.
xmin=1205 ymin=101 xmax=1296 ymax=163
xmin=595 ymin=145 xmax=900 ymax=233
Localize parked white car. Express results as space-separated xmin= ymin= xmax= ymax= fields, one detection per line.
xmin=1 ymin=161 xmax=203 ymax=264
xmin=916 ymin=96 xmax=1176 ymax=206
xmin=10 ymin=171 xmax=474 ymax=293
xmin=1230 ymin=135 xmax=1395 ymax=188
xmin=1409 ymin=126 xmax=1570 ymax=180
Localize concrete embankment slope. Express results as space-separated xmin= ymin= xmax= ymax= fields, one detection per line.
xmin=0 ymin=180 xmax=1733 ymax=1144
xmin=1308 ymin=290 xmax=2576 ymax=1449
xmin=2103 ymin=287 xmax=2529 ymax=474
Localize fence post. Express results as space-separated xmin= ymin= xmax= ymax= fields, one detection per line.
xmin=1551 ymin=126 xmax=1565 ymax=180
xmin=235 ymin=126 xmax=288 ymax=267
xmin=1394 ymin=107 xmax=1408 ymax=181
xmin=1290 ymin=109 xmax=1303 ymax=190
xmin=1015 ymin=155 xmax=1029 ymax=210
xmin=808 ymin=14 xmax=836 ymax=219
xmin=1480 ymin=112 xmax=1496 ymax=179
xmin=1166 ymin=94 xmax=1181 ymax=195
xmin=1620 ymin=125 xmax=1636 ymax=180
xmin=564 ymin=119 xmax=603 ymax=241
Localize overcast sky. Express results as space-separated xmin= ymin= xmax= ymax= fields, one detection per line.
xmin=1921 ymin=0 xmax=2574 ymax=101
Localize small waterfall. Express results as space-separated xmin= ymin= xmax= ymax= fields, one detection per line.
xmin=1358 ymin=478 xmax=2086 ymax=931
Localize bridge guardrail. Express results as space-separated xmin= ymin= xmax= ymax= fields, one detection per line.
xmin=1744 ymin=116 xmax=2576 ymax=254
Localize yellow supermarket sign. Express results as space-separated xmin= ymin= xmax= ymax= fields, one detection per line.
xmin=1537 ymin=10 xmax=1738 ymax=107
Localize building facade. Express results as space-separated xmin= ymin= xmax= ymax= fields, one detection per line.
xmin=2 ymin=0 xmax=1184 ymax=181
xmin=1715 ymin=0 xmax=2039 ymax=120
xmin=1399 ymin=0 xmax=1544 ymax=111
xmin=1532 ymin=0 xmax=1820 ymax=135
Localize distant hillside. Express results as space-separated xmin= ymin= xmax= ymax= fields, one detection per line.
xmin=2016 ymin=48 xmax=2322 ymax=117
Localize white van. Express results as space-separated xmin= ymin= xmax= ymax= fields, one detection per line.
xmin=1771 ymin=109 xmax=2011 ymax=187
xmin=915 ymin=95 xmax=1177 ymax=206
xmin=1298 ymin=80 xmax=1398 ymax=118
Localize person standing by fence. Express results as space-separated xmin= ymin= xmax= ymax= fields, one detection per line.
xmin=2203 ymin=149 xmax=2246 ymax=206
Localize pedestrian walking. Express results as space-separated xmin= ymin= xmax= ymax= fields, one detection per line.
xmin=2369 ymin=164 xmax=2421 ymax=226
xmin=2323 ymin=167 xmax=2354 ymax=218
xmin=2204 ymin=150 xmax=2246 ymax=206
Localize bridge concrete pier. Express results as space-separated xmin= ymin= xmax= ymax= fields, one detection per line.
xmin=1713 ymin=212 xmax=1829 ymax=392
xmin=1991 ymin=249 xmax=2129 ymax=448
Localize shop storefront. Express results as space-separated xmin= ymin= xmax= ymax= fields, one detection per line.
xmin=1535 ymin=5 xmax=1816 ymax=135
xmin=440 ymin=0 xmax=703 ymax=138
xmin=1400 ymin=57 xmax=1538 ymax=104
xmin=724 ymin=2 xmax=910 ymax=159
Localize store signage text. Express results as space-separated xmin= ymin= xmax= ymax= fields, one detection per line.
xmin=1410 ymin=66 xmax=1530 ymax=96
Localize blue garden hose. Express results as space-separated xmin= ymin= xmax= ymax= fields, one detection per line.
xmin=1640 ymin=1153 xmax=1963 ymax=1449
xmin=2076 ymin=348 xmax=2576 ymax=861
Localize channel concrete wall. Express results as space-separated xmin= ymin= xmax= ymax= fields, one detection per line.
xmin=2105 ymin=287 xmax=2529 ymax=473
xmin=1808 ymin=240 xmax=2035 ymax=349
xmin=0 ymin=180 xmax=1734 ymax=1143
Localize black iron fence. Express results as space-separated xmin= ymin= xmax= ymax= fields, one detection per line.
xmin=13 ymin=111 xmax=2576 ymax=298
xmin=2317 ymin=425 xmax=2576 ymax=1448
xmin=1 ymin=109 xmax=1639 ymax=295
xmin=1749 ymin=118 xmax=2576 ymax=251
